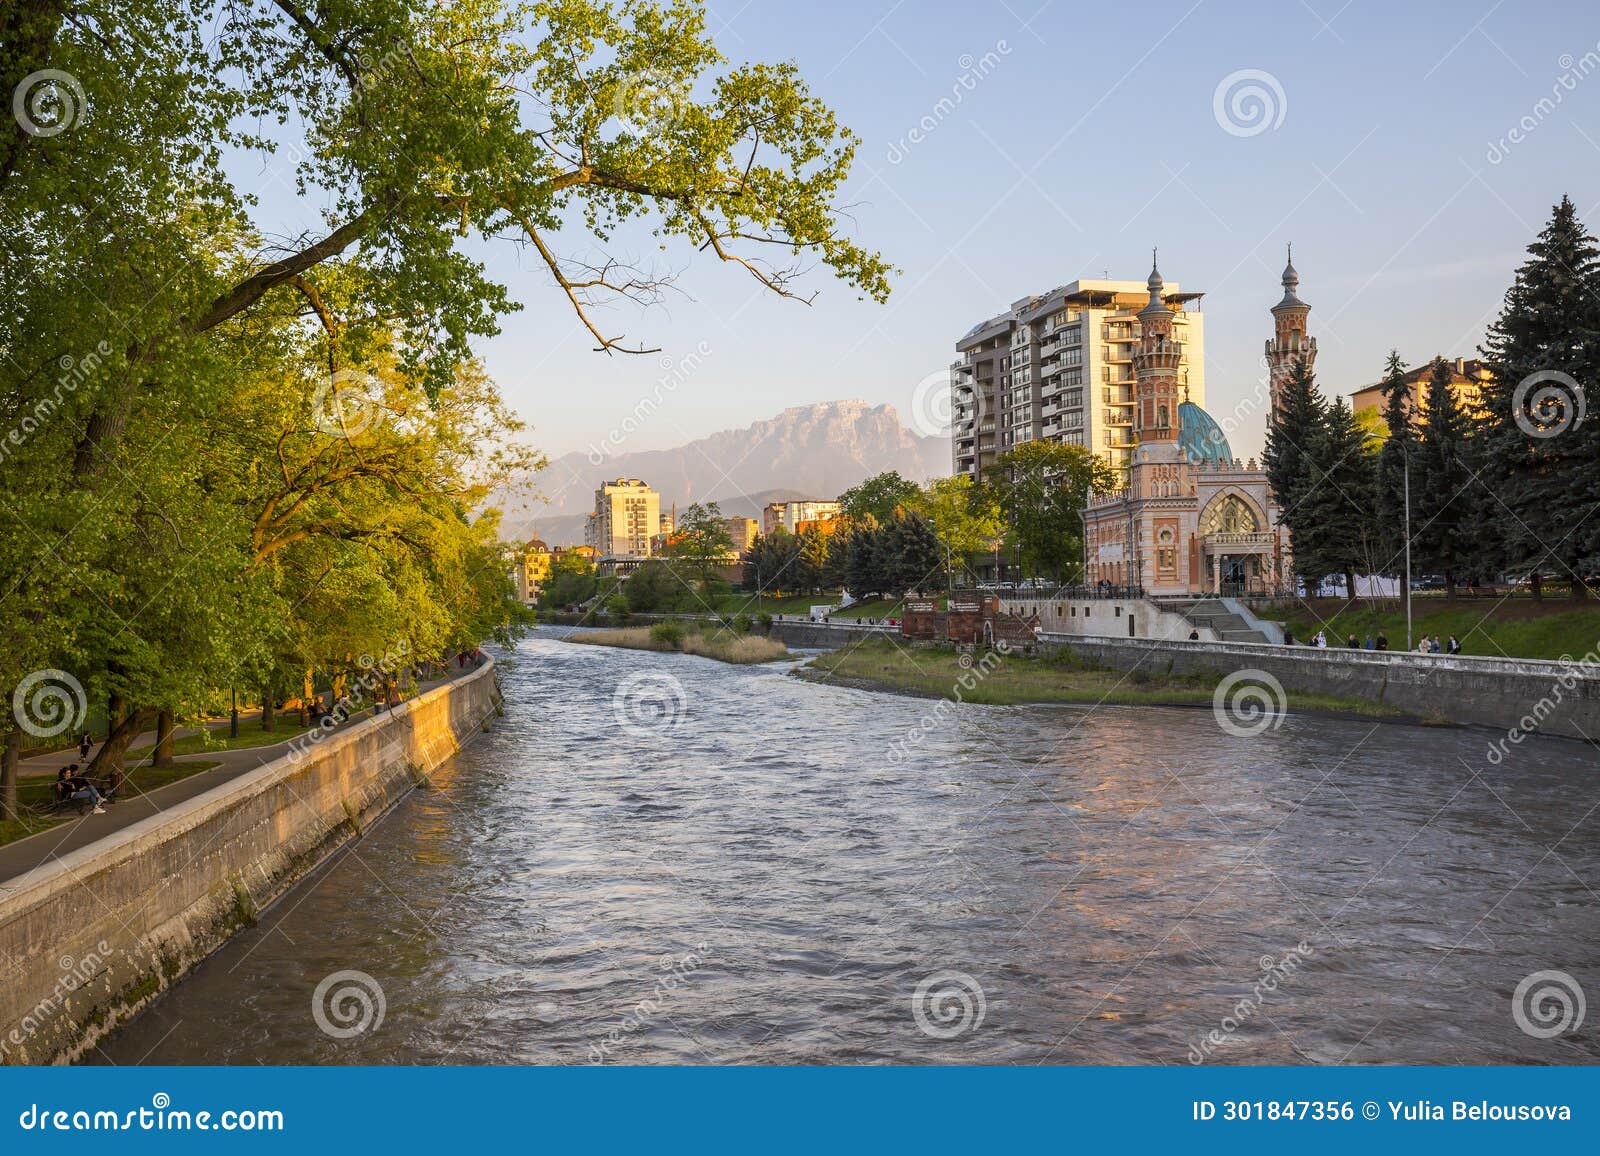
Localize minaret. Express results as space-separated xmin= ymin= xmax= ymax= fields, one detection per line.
xmin=1132 ymin=250 xmax=1182 ymax=448
xmin=1265 ymin=244 xmax=1315 ymax=413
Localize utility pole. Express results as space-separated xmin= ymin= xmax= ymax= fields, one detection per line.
xmin=1403 ymin=449 xmax=1413 ymax=651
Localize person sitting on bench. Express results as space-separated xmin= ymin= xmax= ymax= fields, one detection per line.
xmin=56 ymin=765 xmax=107 ymax=815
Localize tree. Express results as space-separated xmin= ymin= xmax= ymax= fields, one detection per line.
xmin=983 ymin=440 xmax=1115 ymax=583
xmin=1298 ymin=395 xmax=1378 ymax=599
xmin=883 ymin=514 xmax=945 ymax=595
xmin=1479 ymin=195 xmax=1600 ymax=597
xmin=1263 ymin=358 xmax=1327 ymax=593
xmin=542 ymin=551 xmax=599 ymax=609
xmin=665 ymin=502 xmax=734 ymax=586
xmin=1372 ymin=352 xmax=1415 ymax=577
xmin=839 ymin=471 xmax=920 ymax=525
xmin=1411 ymin=357 xmax=1476 ymax=597
xmin=912 ymin=475 xmax=1003 ymax=584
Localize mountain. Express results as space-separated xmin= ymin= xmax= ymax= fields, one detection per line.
xmin=496 ymin=400 xmax=948 ymax=544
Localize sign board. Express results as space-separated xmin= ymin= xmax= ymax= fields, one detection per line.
xmin=1097 ymin=543 xmax=1125 ymax=562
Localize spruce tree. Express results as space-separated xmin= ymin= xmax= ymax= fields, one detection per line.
xmin=1263 ymin=358 xmax=1327 ymax=594
xmin=1300 ymin=395 xmax=1378 ymax=599
xmin=1479 ymin=195 xmax=1600 ymax=596
xmin=1372 ymin=352 xmax=1415 ymax=577
xmin=1411 ymin=357 xmax=1476 ymax=597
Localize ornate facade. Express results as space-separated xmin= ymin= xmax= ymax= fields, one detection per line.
xmin=1082 ymin=253 xmax=1308 ymax=597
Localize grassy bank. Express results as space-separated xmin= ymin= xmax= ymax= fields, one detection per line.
xmin=1272 ymin=597 xmax=1600 ymax=661
xmin=0 ymin=760 xmax=223 ymax=847
xmin=569 ymin=622 xmax=791 ymax=664
xmin=800 ymin=639 xmax=1401 ymax=715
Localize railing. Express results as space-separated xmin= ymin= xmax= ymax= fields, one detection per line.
xmin=984 ymin=584 xmax=1147 ymax=601
xmin=1203 ymin=531 xmax=1274 ymax=547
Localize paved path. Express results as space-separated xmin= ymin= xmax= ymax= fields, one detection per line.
xmin=0 ymin=664 xmax=478 ymax=890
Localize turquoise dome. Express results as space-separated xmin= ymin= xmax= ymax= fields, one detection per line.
xmin=1177 ymin=400 xmax=1233 ymax=467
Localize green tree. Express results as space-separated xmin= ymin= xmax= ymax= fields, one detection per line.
xmin=912 ymin=474 xmax=1003 ymax=584
xmin=1479 ymin=195 xmax=1600 ymax=597
xmin=665 ymin=501 xmax=734 ymax=586
xmin=839 ymin=471 xmax=919 ymax=524
xmin=1412 ymin=357 xmax=1477 ymax=597
xmin=1299 ymin=395 xmax=1378 ymax=599
xmin=1263 ymin=358 xmax=1326 ymax=593
xmin=983 ymin=440 xmax=1114 ymax=583
xmin=1372 ymin=351 xmax=1415 ymax=577
xmin=541 ymin=551 xmax=599 ymax=610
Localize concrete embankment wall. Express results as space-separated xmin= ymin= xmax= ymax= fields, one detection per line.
xmin=1038 ymin=634 xmax=1600 ymax=739
xmin=770 ymin=620 xmax=898 ymax=649
xmin=0 ymin=660 xmax=500 ymax=1066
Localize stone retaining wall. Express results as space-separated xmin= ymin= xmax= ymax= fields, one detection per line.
xmin=0 ymin=659 xmax=500 ymax=1066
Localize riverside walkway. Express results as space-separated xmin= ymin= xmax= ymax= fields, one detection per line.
xmin=0 ymin=664 xmax=475 ymax=890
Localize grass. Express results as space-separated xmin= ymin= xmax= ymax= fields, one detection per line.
xmin=697 ymin=592 xmax=902 ymax=620
xmin=1272 ymin=596 xmax=1600 ymax=661
xmin=156 ymin=717 xmax=320 ymax=758
xmin=568 ymin=622 xmax=791 ymax=664
xmin=801 ymin=638 xmax=1400 ymax=715
xmin=0 ymin=759 xmax=223 ymax=847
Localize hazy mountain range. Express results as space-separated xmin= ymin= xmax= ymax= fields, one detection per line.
xmin=496 ymin=399 xmax=949 ymax=545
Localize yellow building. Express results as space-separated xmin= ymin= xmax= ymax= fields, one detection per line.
xmin=722 ymin=516 xmax=759 ymax=552
xmin=512 ymin=537 xmax=551 ymax=604
xmin=1350 ymin=358 xmax=1492 ymax=431
xmin=585 ymin=478 xmax=661 ymax=558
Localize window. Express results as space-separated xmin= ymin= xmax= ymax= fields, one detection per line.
xmin=1199 ymin=495 xmax=1261 ymax=536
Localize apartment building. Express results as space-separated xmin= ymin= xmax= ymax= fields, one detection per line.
xmin=722 ymin=516 xmax=760 ymax=553
xmin=761 ymin=500 xmax=842 ymax=536
xmin=951 ymin=277 xmax=1205 ymax=480
xmin=585 ymin=478 xmax=661 ymax=559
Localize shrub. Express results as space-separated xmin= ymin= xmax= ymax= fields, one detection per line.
xmin=756 ymin=612 xmax=774 ymax=635
xmin=649 ymin=620 xmax=685 ymax=649
xmin=733 ymin=613 xmax=754 ymax=635
xmin=606 ymin=593 xmax=631 ymax=624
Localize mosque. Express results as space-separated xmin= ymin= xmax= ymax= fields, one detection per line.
xmin=1081 ymin=252 xmax=1311 ymax=597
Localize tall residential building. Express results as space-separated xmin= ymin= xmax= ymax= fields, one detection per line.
xmin=761 ymin=500 xmax=842 ymax=536
xmin=1349 ymin=357 xmax=1492 ymax=430
xmin=586 ymin=478 xmax=661 ymax=558
xmin=722 ymin=516 xmax=760 ymax=553
xmin=951 ymin=276 xmax=1206 ymax=479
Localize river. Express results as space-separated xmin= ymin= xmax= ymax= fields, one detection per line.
xmin=94 ymin=627 xmax=1600 ymax=1065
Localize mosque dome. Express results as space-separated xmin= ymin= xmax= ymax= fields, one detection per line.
xmin=1177 ymin=400 xmax=1233 ymax=467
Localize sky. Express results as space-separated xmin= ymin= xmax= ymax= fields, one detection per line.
xmin=283 ymin=0 xmax=1600 ymax=463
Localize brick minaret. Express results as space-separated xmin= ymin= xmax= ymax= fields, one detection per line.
xmin=1265 ymin=245 xmax=1315 ymax=414
xmin=1132 ymin=251 xmax=1181 ymax=446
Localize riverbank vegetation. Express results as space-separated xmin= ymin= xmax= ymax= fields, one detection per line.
xmin=568 ymin=623 xmax=790 ymax=664
xmin=1 ymin=0 xmax=889 ymax=819
xmin=801 ymin=640 xmax=1400 ymax=715
xmin=0 ymin=760 xmax=223 ymax=848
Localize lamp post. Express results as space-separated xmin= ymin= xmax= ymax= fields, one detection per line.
xmin=230 ymin=688 xmax=239 ymax=739
xmin=1403 ymin=447 xmax=1413 ymax=651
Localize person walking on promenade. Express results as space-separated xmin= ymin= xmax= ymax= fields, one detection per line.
xmin=1346 ymin=634 xmax=1359 ymax=648
xmin=1376 ymin=633 xmax=1389 ymax=650
xmin=1416 ymin=636 xmax=1432 ymax=653
xmin=1314 ymin=630 xmax=1328 ymax=648
xmin=1188 ymin=628 xmax=1200 ymax=641
xmin=78 ymin=732 xmax=93 ymax=761
xmin=1448 ymin=635 xmax=1461 ymax=655
xmin=1362 ymin=635 xmax=1375 ymax=650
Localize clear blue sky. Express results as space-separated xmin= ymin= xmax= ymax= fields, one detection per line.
xmin=472 ymin=0 xmax=1600 ymax=460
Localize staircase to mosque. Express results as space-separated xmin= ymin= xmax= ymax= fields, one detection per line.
xmin=1161 ymin=598 xmax=1273 ymax=644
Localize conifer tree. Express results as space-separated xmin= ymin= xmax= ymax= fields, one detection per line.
xmin=1263 ymin=359 xmax=1326 ymax=593
xmin=1411 ymin=357 xmax=1476 ymax=597
xmin=1372 ymin=352 xmax=1415 ymax=577
xmin=1300 ymin=395 xmax=1377 ymax=599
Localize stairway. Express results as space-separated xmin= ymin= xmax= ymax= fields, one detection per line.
xmin=1163 ymin=598 xmax=1272 ymax=644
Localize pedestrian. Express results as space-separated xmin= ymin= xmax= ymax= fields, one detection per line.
xmin=1346 ymin=634 xmax=1359 ymax=648
xmin=1431 ymin=637 xmax=1443 ymax=654
xmin=78 ymin=732 xmax=92 ymax=761
xmin=1362 ymin=635 xmax=1374 ymax=650
xmin=1416 ymin=635 xmax=1432 ymax=653
xmin=1314 ymin=630 xmax=1328 ymax=648
xmin=1448 ymin=635 xmax=1461 ymax=655
xmin=1188 ymin=628 xmax=1200 ymax=641
xmin=1376 ymin=633 xmax=1389 ymax=650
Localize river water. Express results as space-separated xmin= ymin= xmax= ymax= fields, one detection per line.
xmin=95 ymin=627 xmax=1599 ymax=1065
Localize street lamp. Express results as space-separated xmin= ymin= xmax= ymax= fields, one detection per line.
xmin=1403 ymin=445 xmax=1413 ymax=651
